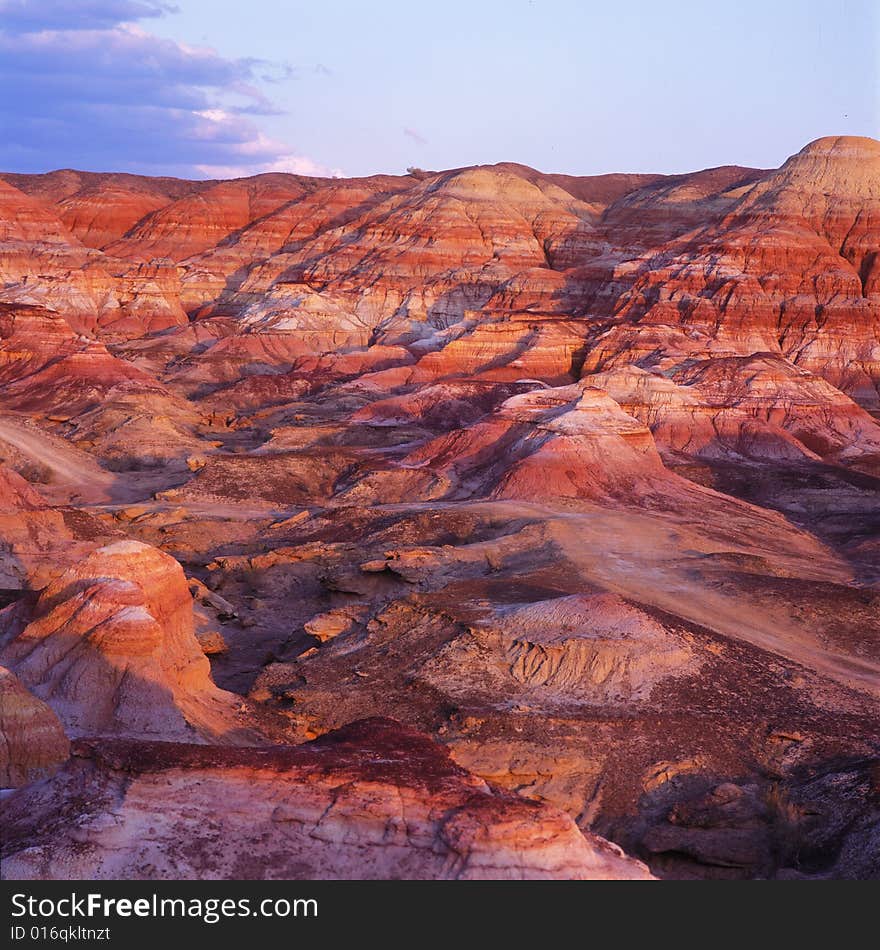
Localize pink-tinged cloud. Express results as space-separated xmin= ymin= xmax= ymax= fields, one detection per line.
xmin=0 ymin=0 xmax=338 ymax=178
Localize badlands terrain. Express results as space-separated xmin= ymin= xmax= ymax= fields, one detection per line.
xmin=0 ymin=135 xmax=879 ymax=879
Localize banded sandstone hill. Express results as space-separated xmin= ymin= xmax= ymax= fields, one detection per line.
xmin=1 ymin=137 xmax=879 ymax=880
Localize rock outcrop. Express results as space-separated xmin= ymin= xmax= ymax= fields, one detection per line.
xmin=0 ymin=302 xmax=158 ymax=415
xmin=0 ymin=169 xmax=204 ymax=248
xmin=0 ymin=719 xmax=653 ymax=880
xmin=0 ymin=665 xmax=69 ymax=787
xmin=586 ymin=356 xmax=880 ymax=468
xmin=105 ymin=174 xmax=315 ymax=263
xmin=1 ymin=137 xmax=878 ymax=880
xmin=424 ymin=593 xmax=696 ymax=705
xmin=0 ymin=540 xmax=250 ymax=742
xmin=0 ymin=463 xmax=88 ymax=588
xmin=594 ymin=137 xmax=880 ymax=409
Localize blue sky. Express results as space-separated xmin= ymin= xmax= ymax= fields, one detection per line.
xmin=1 ymin=0 xmax=877 ymax=178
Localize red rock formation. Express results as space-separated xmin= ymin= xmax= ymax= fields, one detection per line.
xmin=181 ymin=175 xmax=412 ymax=312
xmin=587 ymin=355 xmax=880 ymax=467
xmin=0 ymin=177 xmax=190 ymax=338
xmin=0 ymin=180 xmax=119 ymax=332
xmin=0 ymin=137 xmax=878 ymax=880
xmin=0 ymin=719 xmax=653 ymax=879
xmin=352 ymin=379 xmax=529 ymax=429
xmin=600 ymin=164 xmax=768 ymax=250
xmin=0 ymin=665 xmax=69 ymax=787
xmin=0 ymin=302 xmax=154 ymax=413
xmin=0 ymin=463 xmax=87 ymax=588
xmin=0 ymin=302 xmax=207 ymax=466
xmin=101 ymin=258 xmax=188 ymax=338
xmin=105 ymin=174 xmax=317 ymax=262
xmin=0 ymin=540 xmax=251 ymax=741
xmin=421 ymin=592 xmax=696 ymax=705
xmin=429 ymin=162 xmax=667 ymax=210
xmin=211 ymin=167 xmax=600 ymax=358
xmin=0 ymin=169 xmax=205 ymax=247
xmin=348 ymin=381 xmax=715 ymax=506
xmin=599 ymin=137 xmax=880 ymax=408
xmin=0 ymin=457 xmax=46 ymax=509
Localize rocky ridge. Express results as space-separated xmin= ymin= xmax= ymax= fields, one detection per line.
xmin=0 ymin=137 xmax=878 ymax=880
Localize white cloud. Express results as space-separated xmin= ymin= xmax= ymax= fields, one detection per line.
xmin=195 ymin=151 xmax=344 ymax=180
xmin=0 ymin=0 xmax=337 ymax=179
xmin=190 ymin=118 xmax=342 ymax=179
xmin=263 ymin=154 xmax=345 ymax=178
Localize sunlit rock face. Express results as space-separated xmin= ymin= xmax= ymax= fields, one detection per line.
xmin=0 ymin=138 xmax=878 ymax=880
xmin=0 ymin=540 xmax=255 ymax=742
xmin=1 ymin=719 xmax=653 ymax=880
xmin=0 ymin=665 xmax=69 ymax=787
xmin=590 ymin=137 xmax=880 ymax=409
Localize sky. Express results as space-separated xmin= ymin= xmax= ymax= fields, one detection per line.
xmin=0 ymin=0 xmax=877 ymax=179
